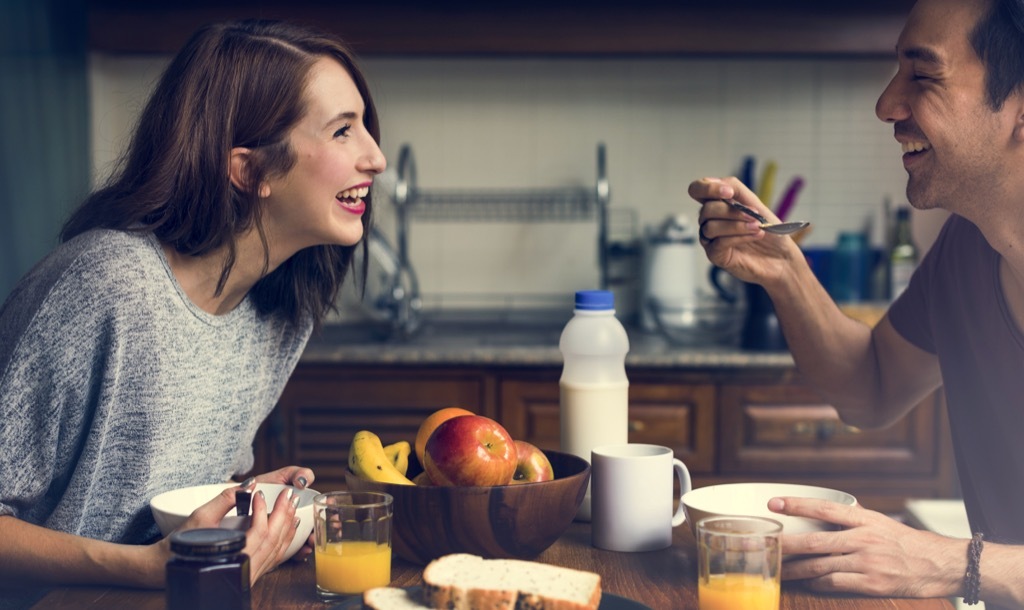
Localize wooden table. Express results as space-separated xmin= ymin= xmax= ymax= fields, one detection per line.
xmin=34 ymin=523 xmax=953 ymax=609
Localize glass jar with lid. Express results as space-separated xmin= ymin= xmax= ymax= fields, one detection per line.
xmin=166 ymin=528 xmax=250 ymax=610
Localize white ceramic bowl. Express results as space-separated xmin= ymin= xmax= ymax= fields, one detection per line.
xmin=681 ymin=482 xmax=857 ymax=536
xmin=150 ymin=482 xmax=319 ymax=560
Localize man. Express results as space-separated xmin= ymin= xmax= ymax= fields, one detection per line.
xmin=689 ymin=0 xmax=1024 ymax=607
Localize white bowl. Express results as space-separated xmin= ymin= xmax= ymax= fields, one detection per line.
xmin=150 ymin=482 xmax=319 ymax=560
xmin=682 ymin=482 xmax=857 ymax=536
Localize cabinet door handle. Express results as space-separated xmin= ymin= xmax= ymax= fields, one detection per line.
xmin=628 ymin=420 xmax=646 ymax=432
xmin=790 ymin=420 xmax=861 ymax=441
xmin=791 ymin=421 xmax=810 ymax=436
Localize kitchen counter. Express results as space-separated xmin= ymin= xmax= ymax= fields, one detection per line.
xmin=265 ymin=310 xmax=956 ymax=514
xmin=304 ymin=320 xmax=795 ymax=369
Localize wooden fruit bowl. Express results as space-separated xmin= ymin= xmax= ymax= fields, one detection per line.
xmin=345 ymin=450 xmax=590 ymax=565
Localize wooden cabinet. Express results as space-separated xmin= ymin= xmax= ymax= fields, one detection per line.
xmin=718 ymin=380 xmax=954 ymax=513
xmin=255 ymin=362 xmax=955 ymax=513
xmin=498 ymin=370 xmax=716 ymax=474
xmin=88 ymin=1 xmax=914 ymax=56
xmin=256 ymin=364 xmax=496 ymax=490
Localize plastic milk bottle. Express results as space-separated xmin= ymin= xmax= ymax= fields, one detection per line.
xmin=559 ymin=290 xmax=629 ymax=521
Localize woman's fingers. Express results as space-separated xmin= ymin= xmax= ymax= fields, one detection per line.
xmin=244 ymin=487 xmax=300 ymax=581
xmin=253 ymin=466 xmax=316 ymax=490
xmin=181 ymin=480 xmax=256 ymax=530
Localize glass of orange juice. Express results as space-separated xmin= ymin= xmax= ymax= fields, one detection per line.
xmin=697 ymin=516 xmax=782 ymax=610
xmin=313 ymin=491 xmax=393 ymax=601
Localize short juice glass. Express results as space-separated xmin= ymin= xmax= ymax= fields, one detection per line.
xmin=697 ymin=516 xmax=782 ymax=610
xmin=313 ymin=491 xmax=393 ymax=601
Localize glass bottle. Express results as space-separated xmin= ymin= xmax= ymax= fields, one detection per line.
xmin=888 ymin=207 xmax=919 ymax=301
xmin=559 ymin=290 xmax=629 ymax=522
xmin=829 ymin=232 xmax=869 ymax=303
xmin=166 ymin=528 xmax=251 ymax=610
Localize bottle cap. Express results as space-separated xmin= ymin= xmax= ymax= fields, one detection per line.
xmin=170 ymin=528 xmax=246 ymax=557
xmin=574 ymin=290 xmax=614 ymax=310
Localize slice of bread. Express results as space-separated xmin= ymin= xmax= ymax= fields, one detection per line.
xmin=363 ymin=586 xmax=430 ymax=609
xmin=422 ymin=553 xmax=601 ymax=610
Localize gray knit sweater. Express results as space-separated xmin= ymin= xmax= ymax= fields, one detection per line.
xmin=0 ymin=229 xmax=312 ymax=547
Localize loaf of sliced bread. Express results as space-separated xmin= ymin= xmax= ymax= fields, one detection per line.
xmin=363 ymin=586 xmax=430 ymax=609
xmin=421 ymin=553 xmax=601 ymax=610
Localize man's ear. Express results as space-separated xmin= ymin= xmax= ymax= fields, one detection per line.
xmin=1013 ymin=95 xmax=1024 ymax=143
xmin=229 ymin=147 xmax=269 ymax=197
xmin=1015 ymin=116 xmax=1024 ymax=144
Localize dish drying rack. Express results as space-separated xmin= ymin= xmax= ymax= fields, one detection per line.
xmin=383 ymin=142 xmax=611 ymax=338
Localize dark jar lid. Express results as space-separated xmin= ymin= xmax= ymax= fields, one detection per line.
xmin=169 ymin=528 xmax=246 ymax=558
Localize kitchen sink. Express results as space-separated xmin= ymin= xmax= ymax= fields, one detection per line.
xmin=316 ymin=311 xmax=569 ymax=348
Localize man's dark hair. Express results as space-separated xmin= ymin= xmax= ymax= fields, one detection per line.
xmin=971 ymin=0 xmax=1024 ymax=110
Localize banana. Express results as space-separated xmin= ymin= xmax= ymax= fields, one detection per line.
xmin=349 ymin=431 xmax=414 ymax=485
xmin=383 ymin=440 xmax=411 ymax=476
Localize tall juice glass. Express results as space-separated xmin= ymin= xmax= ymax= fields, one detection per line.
xmin=313 ymin=491 xmax=393 ymax=601
xmin=697 ymin=516 xmax=782 ymax=610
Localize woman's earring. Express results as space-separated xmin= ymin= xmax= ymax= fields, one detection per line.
xmin=259 ymin=184 xmax=271 ymax=198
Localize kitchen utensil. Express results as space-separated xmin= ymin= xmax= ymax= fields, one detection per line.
xmin=649 ymin=299 xmax=743 ymax=347
xmin=313 ymin=491 xmax=393 ymax=600
xmin=829 ymin=231 xmax=870 ymax=302
xmin=756 ymin=160 xmax=778 ymax=206
xmin=728 ymin=200 xmax=809 ymax=235
xmin=345 ymin=450 xmax=590 ymax=565
xmin=591 ymin=443 xmax=691 ymax=552
xmin=330 ymin=588 xmax=654 ymax=610
xmin=151 ymin=483 xmax=319 ymax=561
xmin=740 ymin=156 xmax=756 ymax=190
xmin=640 ymin=215 xmax=742 ymax=345
xmin=697 ymin=516 xmax=782 ymax=610
xmin=773 ymin=176 xmax=805 ymax=221
xmin=681 ymin=482 xmax=857 ymax=538
xmin=641 ymin=215 xmax=700 ymax=314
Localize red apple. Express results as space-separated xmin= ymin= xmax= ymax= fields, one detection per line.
xmin=423 ymin=415 xmax=518 ymax=486
xmin=511 ymin=440 xmax=555 ymax=484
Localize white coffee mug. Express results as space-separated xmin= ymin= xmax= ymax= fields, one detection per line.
xmin=590 ymin=443 xmax=692 ymax=552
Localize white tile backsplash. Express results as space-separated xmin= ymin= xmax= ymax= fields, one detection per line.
xmin=90 ymin=53 xmax=946 ymax=313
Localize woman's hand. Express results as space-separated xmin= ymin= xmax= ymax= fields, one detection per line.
xmin=251 ymin=465 xmax=315 ymax=492
xmin=155 ymin=469 xmax=316 ymax=585
xmin=688 ymin=177 xmax=805 ymax=286
xmin=161 ymin=480 xmax=300 ymax=583
xmin=769 ymin=496 xmax=965 ymax=599
xmin=250 ymin=466 xmax=316 ymax=561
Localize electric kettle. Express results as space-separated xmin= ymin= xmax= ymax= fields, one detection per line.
xmin=640 ymin=214 xmax=743 ymax=345
xmin=640 ymin=214 xmax=699 ymax=331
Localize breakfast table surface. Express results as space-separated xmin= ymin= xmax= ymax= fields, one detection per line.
xmin=33 ymin=523 xmax=953 ymax=610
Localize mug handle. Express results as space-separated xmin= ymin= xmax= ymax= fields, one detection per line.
xmin=708 ymin=267 xmax=739 ymax=304
xmin=671 ymin=459 xmax=692 ymax=527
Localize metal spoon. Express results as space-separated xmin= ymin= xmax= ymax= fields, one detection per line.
xmin=728 ymin=200 xmax=810 ymax=235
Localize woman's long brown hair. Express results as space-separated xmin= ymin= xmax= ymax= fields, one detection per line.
xmin=62 ymin=20 xmax=378 ymax=328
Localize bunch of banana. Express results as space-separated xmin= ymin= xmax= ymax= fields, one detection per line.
xmin=383 ymin=439 xmax=411 ymax=475
xmin=348 ymin=430 xmax=414 ymax=485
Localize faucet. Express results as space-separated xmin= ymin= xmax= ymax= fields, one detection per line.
xmin=385 ymin=145 xmax=423 ymax=339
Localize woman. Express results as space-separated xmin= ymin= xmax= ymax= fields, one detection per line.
xmin=0 ymin=19 xmax=386 ymax=605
